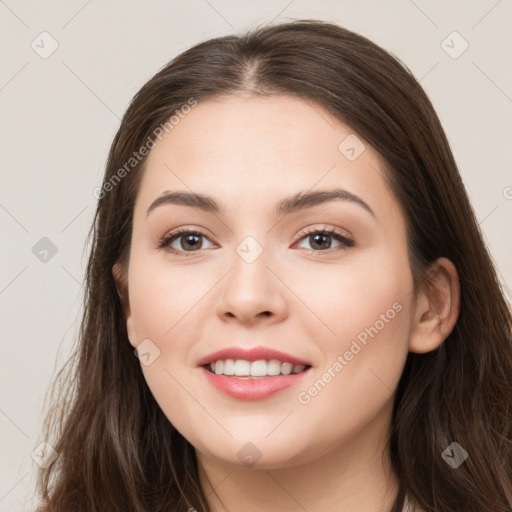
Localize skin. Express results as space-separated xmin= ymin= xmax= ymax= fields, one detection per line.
xmin=114 ymin=94 xmax=460 ymax=512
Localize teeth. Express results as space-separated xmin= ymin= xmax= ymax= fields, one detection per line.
xmin=223 ymin=359 xmax=235 ymax=375
xmin=235 ymin=360 xmax=251 ymax=376
xmin=209 ymin=359 xmax=307 ymax=377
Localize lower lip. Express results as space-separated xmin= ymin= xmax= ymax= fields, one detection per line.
xmin=199 ymin=366 xmax=311 ymax=400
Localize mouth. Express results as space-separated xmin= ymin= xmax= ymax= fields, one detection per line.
xmin=203 ymin=360 xmax=312 ymax=378
xmin=197 ymin=346 xmax=313 ymax=399
xmin=200 ymin=363 xmax=312 ymax=400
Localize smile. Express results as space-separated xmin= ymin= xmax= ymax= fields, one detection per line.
xmin=207 ymin=359 xmax=309 ymax=377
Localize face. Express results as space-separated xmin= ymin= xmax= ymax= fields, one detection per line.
xmin=121 ymin=94 xmax=417 ymax=469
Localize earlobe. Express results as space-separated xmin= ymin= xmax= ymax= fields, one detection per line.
xmin=409 ymin=257 xmax=460 ymax=354
xmin=112 ymin=263 xmax=137 ymax=348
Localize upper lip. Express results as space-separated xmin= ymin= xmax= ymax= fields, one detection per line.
xmin=197 ymin=346 xmax=312 ymax=367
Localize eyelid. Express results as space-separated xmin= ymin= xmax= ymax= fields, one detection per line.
xmin=293 ymin=224 xmax=353 ymax=243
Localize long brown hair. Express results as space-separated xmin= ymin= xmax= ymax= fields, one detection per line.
xmin=36 ymin=19 xmax=512 ymax=511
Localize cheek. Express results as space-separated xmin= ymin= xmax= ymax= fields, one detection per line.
xmin=294 ymin=299 xmax=410 ymax=458
xmin=301 ymin=281 xmax=411 ymax=419
xmin=128 ymin=255 xmax=215 ymax=340
xmin=137 ymin=359 xmax=204 ymax=449
xmin=291 ymin=247 xmax=413 ymax=402
xmin=290 ymin=245 xmax=413 ymax=346
xmin=127 ymin=255 xmax=216 ymax=421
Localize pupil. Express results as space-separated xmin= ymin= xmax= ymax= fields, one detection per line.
xmin=183 ymin=234 xmax=201 ymax=250
xmin=311 ymin=233 xmax=330 ymax=250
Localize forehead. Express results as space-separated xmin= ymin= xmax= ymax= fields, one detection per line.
xmin=146 ymin=94 xmax=358 ymax=172
xmin=134 ymin=94 xmax=399 ymax=223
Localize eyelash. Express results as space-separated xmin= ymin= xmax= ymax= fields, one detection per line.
xmin=157 ymin=226 xmax=354 ymax=257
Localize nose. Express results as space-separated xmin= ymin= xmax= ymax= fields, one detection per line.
xmin=216 ymin=246 xmax=288 ymax=325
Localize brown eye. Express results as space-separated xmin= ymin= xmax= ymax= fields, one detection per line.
xmin=158 ymin=229 xmax=214 ymax=254
xmin=308 ymin=232 xmax=333 ymax=250
xmin=295 ymin=228 xmax=354 ymax=253
xmin=176 ymin=233 xmax=203 ymax=251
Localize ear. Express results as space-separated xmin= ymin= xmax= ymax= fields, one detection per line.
xmin=409 ymin=257 xmax=460 ymax=354
xmin=112 ymin=262 xmax=137 ymax=348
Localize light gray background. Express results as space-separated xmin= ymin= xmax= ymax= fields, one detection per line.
xmin=0 ymin=1 xmax=511 ymax=509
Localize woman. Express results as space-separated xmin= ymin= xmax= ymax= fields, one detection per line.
xmin=36 ymin=19 xmax=512 ymax=511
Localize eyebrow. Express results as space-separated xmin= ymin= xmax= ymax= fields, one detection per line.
xmin=146 ymin=188 xmax=375 ymax=218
